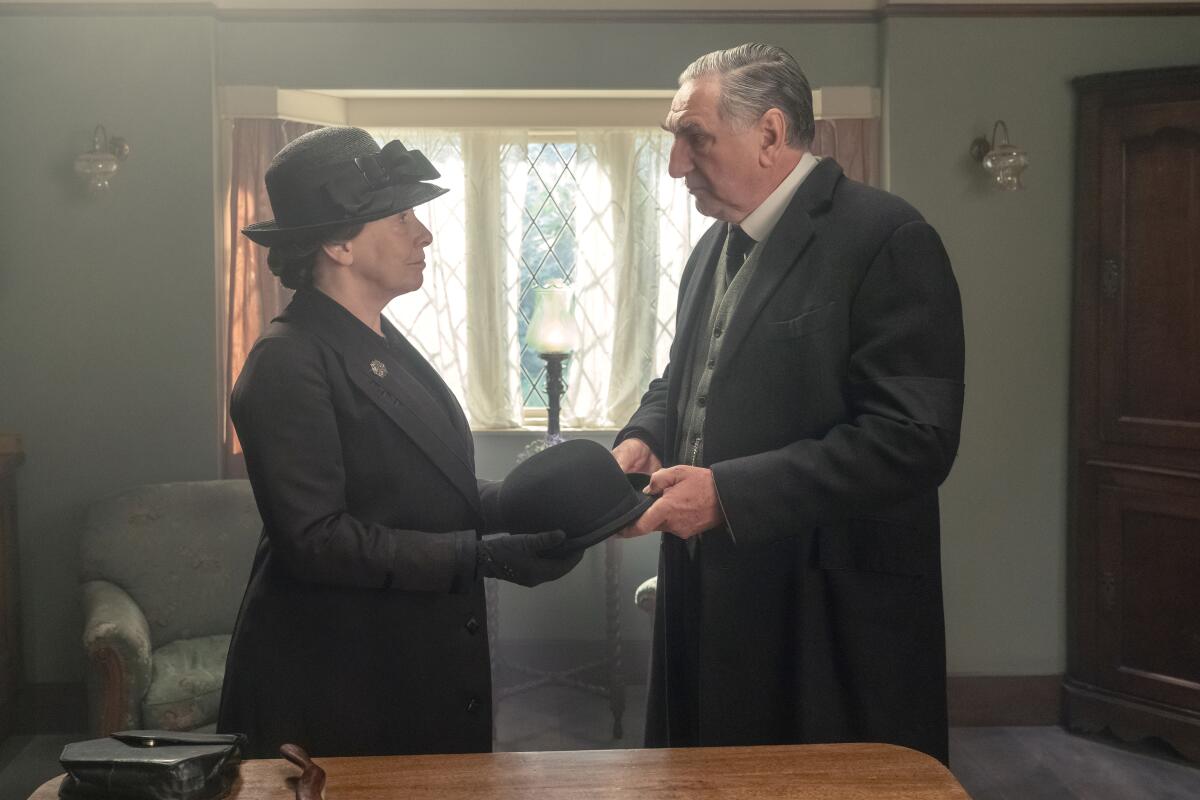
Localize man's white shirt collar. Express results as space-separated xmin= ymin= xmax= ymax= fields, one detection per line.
xmin=738 ymin=151 xmax=819 ymax=244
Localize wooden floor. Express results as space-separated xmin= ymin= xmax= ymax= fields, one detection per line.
xmin=3 ymin=686 xmax=1199 ymax=800
xmin=950 ymin=725 xmax=1200 ymax=799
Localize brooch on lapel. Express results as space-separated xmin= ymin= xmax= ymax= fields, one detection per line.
xmin=369 ymin=359 xmax=388 ymax=378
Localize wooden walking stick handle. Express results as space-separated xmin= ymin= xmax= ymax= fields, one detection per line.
xmin=280 ymin=744 xmax=327 ymax=800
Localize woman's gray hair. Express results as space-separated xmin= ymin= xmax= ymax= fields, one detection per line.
xmin=679 ymin=43 xmax=815 ymax=148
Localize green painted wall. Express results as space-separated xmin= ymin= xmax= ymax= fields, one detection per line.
xmin=886 ymin=17 xmax=1200 ymax=674
xmin=3 ymin=9 xmax=1198 ymax=688
xmin=0 ymin=15 xmax=221 ymax=682
xmin=216 ymin=20 xmax=879 ymax=89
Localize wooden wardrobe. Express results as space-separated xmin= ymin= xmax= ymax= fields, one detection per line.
xmin=1066 ymin=65 xmax=1200 ymax=761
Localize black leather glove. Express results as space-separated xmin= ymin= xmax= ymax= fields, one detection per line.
xmin=476 ymin=530 xmax=584 ymax=587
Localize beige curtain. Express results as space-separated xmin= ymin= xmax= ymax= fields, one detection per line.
xmin=220 ymin=119 xmax=320 ymax=478
xmin=813 ymin=118 xmax=880 ymax=187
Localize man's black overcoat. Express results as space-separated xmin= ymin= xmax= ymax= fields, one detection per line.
xmin=618 ymin=159 xmax=965 ymax=763
xmin=217 ymin=288 xmax=502 ymax=758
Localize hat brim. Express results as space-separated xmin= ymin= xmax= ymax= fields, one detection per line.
xmin=241 ymin=183 xmax=448 ymax=247
xmin=550 ymin=474 xmax=657 ymax=555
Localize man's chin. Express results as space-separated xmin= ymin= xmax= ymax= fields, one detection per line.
xmin=692 ymin=197 xmax=729 ymax=221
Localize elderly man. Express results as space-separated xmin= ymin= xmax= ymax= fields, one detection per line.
xmin=614 ymin=44 xmax=964 ymax=763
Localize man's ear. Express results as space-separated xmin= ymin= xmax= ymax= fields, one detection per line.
xmin=321 ymin=238 xmax=354 ymax=267
xmin=758 ymin=108 xmax=789 ymax=166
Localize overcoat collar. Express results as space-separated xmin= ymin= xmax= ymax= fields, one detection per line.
xmin=280 ymin=288 xmax=481 ymax=515
xmin=670 ymin=158 xmax=843 ymax=403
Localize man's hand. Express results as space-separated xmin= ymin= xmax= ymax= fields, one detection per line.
xmin=612 ymin=437 xmax=662 ymax=475
xmin=622 ymin=465 xmax=723 ymax=540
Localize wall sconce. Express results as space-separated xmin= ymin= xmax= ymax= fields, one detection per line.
xmin=74 ymin=125 xmax=130 ymax=192
xmin=522 ymin=279 xmax=581 ymax=458
xmin=970 ymin=120 xmax=1027 ymax=191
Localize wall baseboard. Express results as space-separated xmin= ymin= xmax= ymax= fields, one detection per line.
xmin=16 ymin=665 xmax=1063 ymax=734
xmin=948 ymin=674 xmax=1063 ymax=726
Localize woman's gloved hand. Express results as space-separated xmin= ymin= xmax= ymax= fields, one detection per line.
xmin=476 ymin=530 xmax=584 ymax=587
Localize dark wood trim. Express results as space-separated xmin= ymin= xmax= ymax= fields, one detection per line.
xmin=886 ymin=3 xmax=1200 ymax=16
xmin=17 ymin=682 xmax=87 ymax=734
xmin=1 ymin=2 xmax=1198 ymax=21
xmin=0 ymin=435 xmax=23 ymax=478
xmin=947 ymin=674 xmax=1064 ymax=726
xmin=1073 ymin=64 xmax=1200 ymax=92
xmin=218 ymin=8 xmax=878 ymax=22
xmin=0 ymin=3 xmax=878 ymax=22
xmin=1065 ymin=679 xmax=1200 ymax=761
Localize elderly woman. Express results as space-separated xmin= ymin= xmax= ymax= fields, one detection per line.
xmin=217 ymin=127 xmax=581 ymax=758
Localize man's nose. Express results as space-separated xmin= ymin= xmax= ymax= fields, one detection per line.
xmin=667 ymin=140 xmax=691 ymax=179
xmin=417 ymin=219 xmax=433 ymax=247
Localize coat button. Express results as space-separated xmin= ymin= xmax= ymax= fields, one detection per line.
xmin=465 ymin=616 xmax=480 ymax=635
xmin=697 ymin=395 xmax=707 ymax=407
xmin=466 ymin=697 xmax=481 ymax=714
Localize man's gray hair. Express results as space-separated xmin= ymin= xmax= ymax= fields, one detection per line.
xmin=679 ymin=43 xmax=815 ymax=148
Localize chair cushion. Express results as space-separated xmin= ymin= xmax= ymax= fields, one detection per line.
xmin=635 ymin=576 xmax=657 ymax=615
xmin=80 ymin=480 xmax=261 ymax=646
xmin=141 ymin=634 xmax=231 ymax=731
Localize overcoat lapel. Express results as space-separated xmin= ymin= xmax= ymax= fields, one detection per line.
xmin=284 ymin=290 xmax=481 ymax=515
xmin=719 ymin=159 xmax=841 ymax=366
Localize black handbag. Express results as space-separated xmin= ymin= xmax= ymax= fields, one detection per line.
xmin=58 ymin=730 xmax=246 ymax=800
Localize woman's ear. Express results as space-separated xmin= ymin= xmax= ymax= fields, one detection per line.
xmin=321 ymin=239 xmax=354 ymax=267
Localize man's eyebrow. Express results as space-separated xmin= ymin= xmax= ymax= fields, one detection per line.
xmin=661 ymin=119 xmax=705 ymax=136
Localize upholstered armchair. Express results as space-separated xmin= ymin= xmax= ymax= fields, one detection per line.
xmin=79 ymin=480 xmax=260 ymax=735
xmin=635 ymin=576 xmax=657 ymax=617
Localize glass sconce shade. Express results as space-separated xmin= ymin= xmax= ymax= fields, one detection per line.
xmin=74 ymin=125 xmax=129 ymax=192
xmin=971 ymin=120 xmax=1028 ymax=191
xmin=526 ymin=280 xmax=581 ymax=355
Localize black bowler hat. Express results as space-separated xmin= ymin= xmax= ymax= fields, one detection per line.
xmin=241 ymin=126 xmax=448 ymax=247
xmin=499 ymin=439 xmax=656 ymax=553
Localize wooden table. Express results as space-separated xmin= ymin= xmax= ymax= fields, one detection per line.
xmin=30 ymin=743 xmax=971 ymax=799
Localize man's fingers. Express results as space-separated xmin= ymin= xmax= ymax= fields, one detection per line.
xmin=623 ymin=499 xmax=666 ymax=537
xmin=613 ymin=438 xmax=655 ymax=474
xmin=646 ymin=466 xmax=684 ymax=494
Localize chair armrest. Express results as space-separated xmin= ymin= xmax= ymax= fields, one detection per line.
xmin=81 ymin=579 xmax=153 ymax=735
xmin=634 ymin=576 xmax=657 ymax=617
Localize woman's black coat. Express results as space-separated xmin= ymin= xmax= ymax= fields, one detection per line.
xmin=217 ymin=288 xmax=502 ymax=758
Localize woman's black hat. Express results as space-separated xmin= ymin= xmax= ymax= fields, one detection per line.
xmin=242 ymin=126 xmax=448 ymax=247
xmin=499 ymin=439 xmax=656 ymax=553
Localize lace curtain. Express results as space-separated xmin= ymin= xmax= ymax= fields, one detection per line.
xmin=220 ymin=117 xmax=878 ymax=446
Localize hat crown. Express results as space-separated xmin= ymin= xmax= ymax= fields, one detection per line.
xmin=262 ymin=127 xmax=380 ymax=228
xmin=499 ymin=439 xmax=652 ymax=550
xmin=265 ymin=127 xmax=380 ymax=191
xmin=241 ymin=125 xmax=448 ymax=247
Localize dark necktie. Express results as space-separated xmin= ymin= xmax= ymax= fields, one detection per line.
xmin=726 ymin=223 xmax=755 ymax=280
